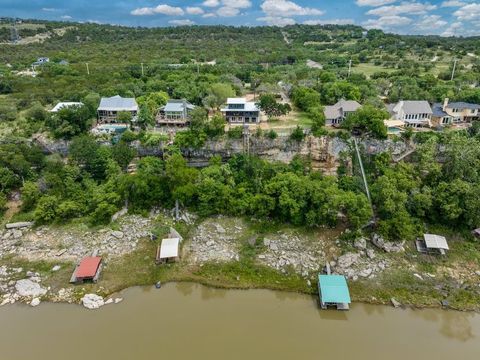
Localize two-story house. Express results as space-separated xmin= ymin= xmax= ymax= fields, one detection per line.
xmin=156 ymin=99 xmax=195 ymax=126
xmin=221 ymin=98 xmax=260 ymax=125
xmin=387 ymin=100 xmax=432 ymax=128
xmin=431 ymin=98 xmax=480 ymax=126
xmin=324 ymin=99 xmax=361 ymax=126
xmin=97 ymin=95 xmax=138 ymax=123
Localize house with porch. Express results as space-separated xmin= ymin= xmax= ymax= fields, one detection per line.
xmin=324 ymin=98 xmax=361 ymax=126
xmin=97 ymin=95 xmax=138 ymax=123
xmin=221 ymin=98 xmax=260 ymax=125
xmin=431 ymin=98 xmax=480 ymax=126
xmin=387 ymin=100 xmax=432 ymax=128
xmin=156 ymin=99 xmax=195 ymax=126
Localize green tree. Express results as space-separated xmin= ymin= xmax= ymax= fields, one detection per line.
xmin=290 ymin=126 xmax=305 ymax=142
xmin=256 ymin=94 xmax=291 ymax=119
xmin=207 ymin=83 xmax=236 ymax=110
xmin=341 ymin=105 xmax=388 ymax=139
xmin=112 ymin=142 xmax=136 ymax=171
xmin=34 ymin=195 xmax=59 ymax=223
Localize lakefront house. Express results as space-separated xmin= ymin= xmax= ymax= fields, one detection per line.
xmin=387 ymin=100 xmax=433 ymax=128
xmin=97 ymin=95 xmax=138 ymax=123
xmin=221 ymin=98 xmax=260 ymax=125
xmin=156 ymin=99 xmax=195 ymax=126
xmin=324 ymin=98 xmax=361 ymax=126
xmin=431 ymin=98 xmax=480 ymax=126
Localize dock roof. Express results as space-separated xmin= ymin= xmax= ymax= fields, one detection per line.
xmin=423 ymin=234 xmax=449 ymax=250
xmin=75 ymin=257 xmax=102 ymax=278
xmin=318 ymin=275 xmax=351 ymax=304
xmin=160 ymin=238 xmax=180 ymax=259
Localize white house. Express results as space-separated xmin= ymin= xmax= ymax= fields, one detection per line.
xmin=221 ymin=98 xmax=260 ymax=125
xmin=388 ymin=101 xmax=432 ymax=128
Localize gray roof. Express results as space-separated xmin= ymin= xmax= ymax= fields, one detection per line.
xmin=424 ymin=234 xmax=449 ymax=250
xmin=98 ymin=95 xmax=138 ymax=111
xmin=446 ymin=102 xmax=480 ymax=110
xmin=324 ymin=99 xmax=361 ymax=120
xmin=162 ymin=99 xmax=195 ymax=113
xmin=432 ymin=103 xmax=449 ymax=117
xmin=400 ymin=101 xmax=432 ymax=115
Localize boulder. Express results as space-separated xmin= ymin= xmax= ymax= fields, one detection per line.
xmin=336 ymin=253 xmax=360 ymax=269
xmin=81 ymin=294 xmax=105 ymax=310
xmin=354 ymin=238 xmax=367 ymax=250
xmin=359 ymin=268 xmax=373 ymax=278
xmin=366 ymin=249 xmax=376 ymax=259
xmin=371 ymin=233 xmax=404 ymax=253
xmin=15 ymin=279 xmax=47 ymax=297
xmin=111 ymin=231 xmax=124 ymax=239
xmin=52 ymin=265 xmax=61 ymax=272
xmin=5 ymin=222 xmax=34 ymax=229
xmin=30 ymin=298 xmax=41 ymax=307
xmin=391 ymin=298 xmax=402 ymax=308
xmin=12 ymin=230 xmax=23 ymax=239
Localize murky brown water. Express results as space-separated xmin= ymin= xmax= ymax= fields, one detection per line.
xmin=0 ymin=283 xmax=479 ymax=360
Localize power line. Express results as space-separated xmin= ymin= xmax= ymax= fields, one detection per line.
xmin=451 ymin=58 xmax=458 ymax=81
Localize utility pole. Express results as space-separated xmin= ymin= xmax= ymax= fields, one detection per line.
xmin=86 ymin=62 xmax=90 ymax=75
xmin=141 ymin=62 xmax=144 ymax=77
xmin=348 ymin=59 xmax=352 ymax=78
xmin=451 ymin=58 xmax=458 ymax=81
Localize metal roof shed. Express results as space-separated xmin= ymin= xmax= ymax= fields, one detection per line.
xmin=318 ymin=274 xmax=351 ymax=310
xmin=157 ymin=238 xmax=180 ymax=264
xmin=70 ymin=256 xmax=102 ymax=283
xmin=416 ymin=234 xmax=449 ymax=255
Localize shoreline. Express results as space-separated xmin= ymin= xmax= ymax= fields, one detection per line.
xmin=2 ymin=214 xmax=480 ymax=312
xmin=1 ymin=279 xmax=477 ymax=313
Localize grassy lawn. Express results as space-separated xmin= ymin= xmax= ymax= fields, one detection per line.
xmin=353 ymin=63 xmax=395 ymax=78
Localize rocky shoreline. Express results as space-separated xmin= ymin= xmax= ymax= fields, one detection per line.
xmin=1 ymin=214 xmax=480 ymax=311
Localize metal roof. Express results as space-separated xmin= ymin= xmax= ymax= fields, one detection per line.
xmin=221 ymin=101 xmax=259 ymax=112
xmin=227 ymin=98 xmax=247 ymax=104
xmin=163 ymin=99 xmax=195 ymax=113
xmin=318 ymin=275 xmax=351 ymax=304
xmin=424 ymin=234 xmax=449 ymax=250
xmin=160 ymin=238 xmax=180 ymax=259
xmin=98 ymin=95 xmax=138 ymax=111
xmin=75 ymin=257 xmax=102 ymax=278
xmin=50 ymin=102 xmax=84 ymax=112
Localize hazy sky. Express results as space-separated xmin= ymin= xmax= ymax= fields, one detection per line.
xmin=1 ymin=0 xmax=479 ymax=36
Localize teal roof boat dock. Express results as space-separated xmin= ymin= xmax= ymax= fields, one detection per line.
xmin=318 ymin=274 xmax=351 ymax=310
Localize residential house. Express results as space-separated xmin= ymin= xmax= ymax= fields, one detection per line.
xmin=50 ymin=102 xmax=84 ymax=113
xmin=221 ymin=98 xmax=260 ymax=125
xmin=388 ymin=100 xmax=432 ymax=128
xmin=156 ymin=99 xmax=195 ymax=126
xmin=431 ymin=98 xmax=480 ymax=126
xmin=324 ymin=98 xmax=361 ymax=126
xmin=97 ymin=95 xmax=138 ymax=123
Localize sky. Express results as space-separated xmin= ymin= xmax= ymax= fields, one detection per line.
xmin=1 ymin=0 xmax=480 ymax=36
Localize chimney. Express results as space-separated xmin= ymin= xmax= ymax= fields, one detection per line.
xmin=443 ymin=98 xmax=449 ymax=112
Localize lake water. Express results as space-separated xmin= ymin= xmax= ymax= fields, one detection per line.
xmin=0 ymin=283 xmax=479 ymax=360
